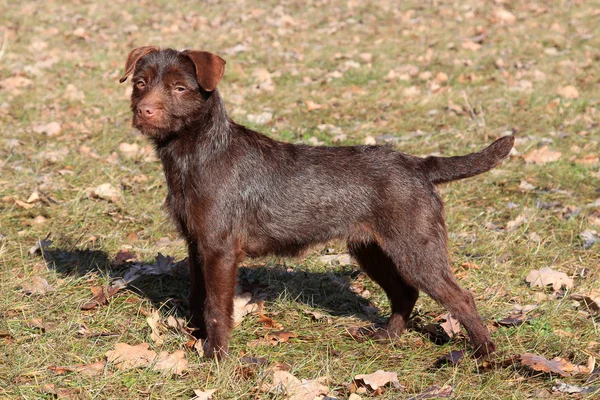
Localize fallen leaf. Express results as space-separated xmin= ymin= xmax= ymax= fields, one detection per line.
xmin=520 ymin=353 xmax=590 ymax=377
xmin=81 ymin=286 xmax=108 ymax=310
xmin=146 ymin=310 xmax=166 ymax=345
xmin=519 ymin=180 xmax=536 ymax=191
xmin=553 ymin=380 xmax=599 ymax=395
xmin=32 ymin=122 xmax=61 ymax=137
xmin=89 ymin=183 xmax=121 ymax=203
xmin=114 ymin=249 xmax=136 ymax=265
xmin=439 ymin=313 xmax=461 ymax=338
xmin=570 ymin=294 xmax=600 ymax=316
xmin=49 ymin=361 xmax=106 ymax=377
xmin=192 ymin=389 xmax=217 ymax=400
xmin=153 ymin=350 xmax=188 ymax=375
xmin=495 ymin=313 xmax=531 ymax=327
xmin=407 ymin=385 xmax=453 ymax=400
xmin=0 ymin=76 xmax=32 ymax=92
xmin=304 ymin=310 xmax=332 ymax=323
xmin=105 ymin=342 xmax=157 ymax=370
xmin=557 ymin=85 xmax=579 ymax=99
xmin=266 ymin=331 xmax=297 ymax=345
xmin=318 ymin=253 xmax=353 ymax=265
xmin=525 ymin=267 xmax=573 ymax=292
xmin=435 ymin=350 xmax=466 ymax=367
xmin=506 ymin=214 xmax=527 ymax=231
xmin=247 ymin=112 xmax=273 ymax=125
xmin=266 ymin=370 xmax=329 ymax=400
xmin=257 ymin=312 xmax=283 ymax=330
xmin=22 ymin=276 xmax=55 ymax=295
xmin=28 ymin=238 xmax=52 ymax=256
xmin=492 ymin=7 xmax=516 ymax=24
xmin=305 ymin=100 xmax=325 ymax=111
xmin=575 ymin=155 xmax=599 ymax=166
xmin=353 ymin=370 xmax=403 ymax=391
xmin=462 ymin=40 xmax=481 ymax=51
xmin=118 ymin=142 xmax=140 ymax=159
xmin=15 ymin=199 xmax=34 ymax=209
xmin=581 ymin=229 xmax=599 ymax=249
xmin=523 ymin=146 xmax=562 ymax=164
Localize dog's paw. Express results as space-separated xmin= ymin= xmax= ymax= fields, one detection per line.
xmin=473 ymin=341 xmax=496 ymax=359
xmin=202 ymin=338 xmax=229 ymax=359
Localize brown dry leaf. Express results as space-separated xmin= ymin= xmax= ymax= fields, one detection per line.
xmin=192 ymin=389 xmax=217 ymax=400
xmin=49 ymin=361 xmax=106 ymax=377
xmin=520 ymin=353 xmax=591 ymax=377
xmin=32 ymin=122 xmax=62 ymax=137
xmin=233 ymin=289 xmax=262 ymax=326
xmin=257 ymin=312 xmax=284 ymax=330
xmin=119 ymin=142 xmax=140 ymax=159
xmin=81 ymin=286 xmax=108 ymax=310
xmin=525 ymin=267 xmax=573 ymax=292
xmin=570 ymin=293 xmax=600 ymax=316
xmin=0 ymin=76 xmax=32 ymax=92
xmin=153 ymin=350 xmax=188 ymax=375
xmin=506 ymin=214 xmax=527 ymax=232
xmin=305 ymin=100 xmax=325 ymax=111
xmin=265 ymin=331 xmax=297 ymax=346
xmin=105 ymin=342 xmax=157 ymax=370
xmin=89 ymin=183 xmax=122 ymax=203
xmin=462 ymin=40 xmax=481 ymax=51
xmin=22 ymin=276 xmax=55 ymax=295
xmin=353 ymin=370 xmax=403 ymax=392
xmin=266 ymin=370 xmax=329 ymax=400
xmin=523 ymin=146 xmax=562 ymax=164
xmin=435 ymin=350 xmax=466 ymax=367
xmin=304 ymin=310 xmax=332 ymax=324
xmin=15 ymin=199 xmax=35 ymax=209
xmin=407 ymin=385 xmax=453 ymax=400
xmin=114 ymin=249 xmax=136 ymax=265
xmin=492 ymin=7 xmax=516 ymax=24
xmin=438 ymin=313 xmax=461 ymax=338
xmin=519 ymin=180 xmax=536 ymax=191
xmin=557 ymin=85 xmax=579 ymax=99
xmin=146 ymin=310 xmax=166 ymax=345
xmin=41 ymin=384 xmax=82 ymax=399
xmin=575 ymin=155 xmax=599 ymax=166
xmin=552 ymin=380 xmax=600 ymax=395
xmin=73 ymin=361 xmax=107 ymax=377
xmin=495 ymin=313 xmax=531 ymax=327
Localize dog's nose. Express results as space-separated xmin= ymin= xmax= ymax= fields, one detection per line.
xmin=137 ymin=104 xmax=156 ymax=118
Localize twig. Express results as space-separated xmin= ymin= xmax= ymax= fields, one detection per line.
xmin=0 ymin=27 xmax=8 ymax=61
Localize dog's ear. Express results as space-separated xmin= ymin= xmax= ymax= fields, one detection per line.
xmin=183 ymin=51 xmax=226 ymax=92
xmin=119 ymin=46 xmax=160 ymax=83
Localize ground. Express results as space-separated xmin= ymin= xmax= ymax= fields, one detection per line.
xmin=0 ymin=0 xmax=599 ymax=399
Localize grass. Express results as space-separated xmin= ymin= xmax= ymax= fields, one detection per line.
xmin=1 ymin=0 xmax=599 ymax=398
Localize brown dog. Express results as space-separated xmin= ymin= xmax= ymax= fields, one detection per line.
xmin=120 ymin=46 xmax=514 ymax=359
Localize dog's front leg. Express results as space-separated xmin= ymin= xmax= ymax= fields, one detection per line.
xmin=187 ymin=240 xmax=207 ymax=338
xmin=200 ymin=243 xmax=239 ymax=359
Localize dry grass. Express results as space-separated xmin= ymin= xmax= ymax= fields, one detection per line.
xmin=1 ymin=0 xmax=599 ymax=399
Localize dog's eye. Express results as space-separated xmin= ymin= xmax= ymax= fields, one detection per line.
xmin=174 ymin=86 xmax=186 ymax=93
xmin=136 ymin=81 xmax=146 ymax=89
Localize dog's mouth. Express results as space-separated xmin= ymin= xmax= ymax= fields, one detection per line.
xmin=133 ymin=115 xmax=170 ymax=134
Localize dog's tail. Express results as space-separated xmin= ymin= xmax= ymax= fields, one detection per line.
xmin=422 ymin=135 xmax=514 ymax=184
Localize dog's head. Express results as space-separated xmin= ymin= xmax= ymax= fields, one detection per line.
xmin=119 ymin=47 xmax=226 ymax=138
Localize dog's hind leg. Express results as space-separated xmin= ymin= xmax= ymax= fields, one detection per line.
xmin=348 ymin=241 xmax=419 ymax=340
xmin=380 ymin=232 xmax=496 ymax=358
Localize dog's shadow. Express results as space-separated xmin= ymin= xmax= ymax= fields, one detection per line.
xmin=41 ymin=246 xmax=386 ymax=326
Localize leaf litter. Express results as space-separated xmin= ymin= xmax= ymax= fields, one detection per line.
xmin=105 ymin=342 xmax=188 ymax=375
